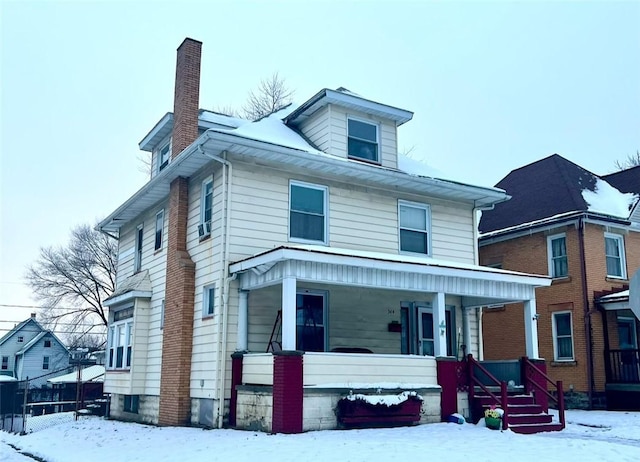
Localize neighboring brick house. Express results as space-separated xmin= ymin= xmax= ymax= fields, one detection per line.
xmin=479 ymin=154 xmax=639 ymax=410
xmin=98 ymin=38 xmax=551 ymax=431
xmin=0 ymin=313 xmax=70 ymax=388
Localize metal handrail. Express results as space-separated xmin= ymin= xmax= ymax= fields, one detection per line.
xmin=467 ymin=354 xmax=509 ymax=429
xmin=522 ymin=356 xmax=565 ymax=429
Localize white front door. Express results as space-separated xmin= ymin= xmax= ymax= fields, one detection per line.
xmin=417 ymin=307 xmax=435 ymax=356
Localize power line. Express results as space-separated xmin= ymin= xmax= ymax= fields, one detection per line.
xmin=0 ymin=303 xmax=106 ymax=311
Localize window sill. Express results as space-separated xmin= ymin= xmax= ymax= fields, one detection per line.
xmin=347 ymin=156 xmax=381 ymax=166
xmin=289 ymin=237 xmax=328 ymax=246
xmin=202 ymin=314 xmax=214 ymax=320
xmin=199 ymin=234 xmax=212 ymax=243
xmin=106 ymin=369 xmax=131 ymax=373
xmin=154 ymin=248 xmax=164 ymax=255
xmin=605 ymin=276 xmax=628 ymax=283
xmin=551 ymin=360 xmax=577 ymax=367
xmin=551 ymin=276 xmax=572 ymax=285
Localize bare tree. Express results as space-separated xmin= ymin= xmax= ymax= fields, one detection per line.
xmin=242 ymin=73 xmax=294 ymax=121
xmin=614 ymin=150 xmax=640 ymax=171
xmin=26 ymin=224 xmax=116 ymax=347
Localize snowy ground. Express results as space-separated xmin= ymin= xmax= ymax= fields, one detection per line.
xmin=1 ymin=410 xmax=639 ymax=462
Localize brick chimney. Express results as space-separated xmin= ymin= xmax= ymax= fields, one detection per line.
xmin=158 ymin=38 xmax=200 ymax=427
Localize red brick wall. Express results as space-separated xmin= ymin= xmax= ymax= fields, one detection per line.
xmin=480 ymin=221 xmax=638 ymax=396
xmin=272 ymin=352 xmax=303 ymax=434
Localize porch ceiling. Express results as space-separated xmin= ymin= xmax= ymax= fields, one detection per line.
xmin=230 ymin=245 xmax=550 ymax=304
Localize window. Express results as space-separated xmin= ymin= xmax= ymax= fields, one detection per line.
xmin=202 ymin=285 xmax=215 ymax=318
xmin=347 ymin=118 xmax=379 ymax=163
xmin=160 ymin=299 xmax=165 ymax=330
xmin=399 ymin=201 xmax=431 ymax=255
xmin=296 ymin=291 xmax=326 ymax=352
xmin=1 ymin=356 xmax=8 ymax=370
xmin=199 ymin=178 xmax=213 ymax=238
xmin=552 ymin=312 xmax=574 ymax=361
xmin=44 ymin=339 xmax=51 ymax=348
xmin=289 ymin=181 xmax=327 ymax=244
xmin=155 ymin=210 xmax=164 ymax=251
xmin=417 ymin=307 xmax=454 ymax=356
xmin=123 ymin=395 xmax=139 ymax=414
xmin=42 ymin=356 xmax=50 ymax=370
xmin=605 ymin=233 xmax=626 ymax=278
xmin=134 ymin=224 xmax=143 ymax=272
xmin=108 ymin=307 xmax=134 ymax=370
xmin=547 ymin=234 xmax=568 ymax=278
xmin=158 ymin=141 xmax=170 ymax=173
xmin=17 ymin=336 xmax=23 ymax=343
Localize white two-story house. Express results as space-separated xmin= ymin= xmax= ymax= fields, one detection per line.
xmin=99 ymin=38 xmax=550 ymax=432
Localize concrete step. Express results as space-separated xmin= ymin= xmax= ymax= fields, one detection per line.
xmin=509 ymin=422 xmax=564 ymax=434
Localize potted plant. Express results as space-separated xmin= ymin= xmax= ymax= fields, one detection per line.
xmin=484 ymin=405 xmax=503 ymax=430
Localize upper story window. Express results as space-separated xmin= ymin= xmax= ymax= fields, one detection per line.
xmin=157 ymin=141 xmax=171 ymax=173
xmin=42 ymin=356 xmax=50 ymax=370
xmin=399 ymin=201 xmax=431 ymax=255
xmin=134 ymin=224 xmax=143 ymax=273
xmin=289 ymin=181 xmax=328 ymax=244
xmin=1 ymin=356 xmax=8 ymax=370
xmin=17 ymin=336 xmax=24 ymax=343
xmin=108 ymin=307 xmax=134 ymax=370
xmin=155 ymin=210 xmax=164 ymax=251
xmin=199 ymin=178 xmax=213 ymax=239
xmin=552 ymin=311 xmax=574 ymax=361
xmin=605 ymin=233 xmax=626 ymax=279
xmin=44 ymin=339 xmax=51 ymax=348
xmin=202 ymin=284 xmax=215 ymax=318
xmin=348 ymin=118 xmax=379 ymax=163
xmin=547 ymin=233 xmax=568 ymax=278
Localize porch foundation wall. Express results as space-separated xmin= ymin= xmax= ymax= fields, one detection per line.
xmin=456 ymin=392 xmax=470 ymax=420
xmin=236 ymin=386 xmax=273 ymax=432
xmin=108 ymin=394 xmax=159 ymax=425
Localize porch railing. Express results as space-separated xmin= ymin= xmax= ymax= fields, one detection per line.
xmin=606 ymin=349 xmax=640 ymax=384
xmin=467 ymin=354 xmax=509 ymax=430
xmin=522 ymin=356 xmax=565 ymax=429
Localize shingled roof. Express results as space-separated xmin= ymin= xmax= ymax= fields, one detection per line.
xmin=479 ymin=154 xmax=605 ymax=234
xmin=602 ymin=165 xmax=640 ymax=195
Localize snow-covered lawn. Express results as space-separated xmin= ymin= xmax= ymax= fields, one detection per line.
xmin=1 ymin=410 xmax=639 ymax=462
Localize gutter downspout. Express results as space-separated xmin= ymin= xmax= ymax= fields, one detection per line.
xmin=578 ymin=216 xmax=595 ymax=408
xmin=199 ymin=145 xmax=233 ymax=428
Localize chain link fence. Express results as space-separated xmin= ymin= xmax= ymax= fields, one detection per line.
xmin=0 ymin=366 xmax=108 ymax=434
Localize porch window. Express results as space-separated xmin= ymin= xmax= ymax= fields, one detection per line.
xmin=605 ymin=233 xmax=626 ymax=278
xmin=296 ymin=292 xmax=325 ymax=352
xmin=108 ymin=306 xmax=134 ymax=370
xmin=547 ymin=233 xmax=568 ymax=278
xmin=289 ymin=181 xmax=327 ymax=244
xmin=1 ymin=356 xmax=8 ymax=370
xmin=348 ymin=118 xmax=379 ymax=163
xmin=42 ymin=356 xmax=49 ymax=370
xmin=552 ymin=312 xmax=574 ymax=361
xmin=399 ymin=201 xmax=431 ymax=255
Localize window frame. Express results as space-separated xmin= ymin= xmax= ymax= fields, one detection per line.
xmin=202 ymin=284 xmax=215 ymax=319
xmin=605 ymin=232 xmax=626 ymax=279
xmin=347 ymin=117 xmax=380 ymax=164
xmin=288 ymin=180 xmax=329 ymax=245
xmin=157 ymin=140 xmax=171 ymax=173
xmin=134 ymin=224 xmax=143 ymax=273
xmin=154 ymin=210 xmax=164 ymax=251
xmin=547 ymin=233 xmax=568 ymax=278
xmin=42 ymin=356 xmax=50 ymax=370
xmin=160 ymin=299 xmax=165 ymax=330
xmin=296 ymin=289 xmax=328 ymax=352
xmin=200 ymin=177 xmax=214 ymax=239
xmin=107 ymin=306 xmax=134 ymax=371
xmin=1 ymin=356 xmax=8 ymax=370
xmin=398 ymin=200 xmax=432 ymax=256
xmin=552 ymin=311 xmax=575 ymax=361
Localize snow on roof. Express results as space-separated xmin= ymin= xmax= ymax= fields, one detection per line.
xmin=598 ymin=290 xmax=629 ymax=301
xmin=0 ymin=375 xmax=17 ymax=382
xmin=198 ymin=110 xmax=248 ymax=128
xmin=48 ymin=365 xmax=105 ymax=384
xmin=582 ymin=178 xmax=638 ymax=219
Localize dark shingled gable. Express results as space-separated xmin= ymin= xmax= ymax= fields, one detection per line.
xmin=602 ymin=165 xmax=640 ymax=195
xmin=479 ymin=154 xmax=600 ymax=234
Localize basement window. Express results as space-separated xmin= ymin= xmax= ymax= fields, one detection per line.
xmin=123 ymin=395 xmax=139 ymax=414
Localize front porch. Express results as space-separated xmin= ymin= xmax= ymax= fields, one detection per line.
xmin=226 ymin=245 xmax=551 ymax=432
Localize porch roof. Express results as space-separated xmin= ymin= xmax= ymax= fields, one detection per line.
xmin=597 ymin=290 xmax=630 ymax=312
xmin=229 ymin=245 xmax=551 ymax=305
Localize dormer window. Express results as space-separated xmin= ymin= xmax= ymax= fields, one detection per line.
xmin=158 ymin=141 xmax=171 ymax=172
xmin=348 ymin=118 xmax=379 ymax=163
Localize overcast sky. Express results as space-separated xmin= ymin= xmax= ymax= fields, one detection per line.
xmin=1 ymin=1 xmax=639 ymax=335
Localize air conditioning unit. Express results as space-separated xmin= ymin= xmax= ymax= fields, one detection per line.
xmin=198 ymin=221 xmax=212 ymax=238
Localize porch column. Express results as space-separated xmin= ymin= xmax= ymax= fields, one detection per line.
xmin=281 ymin=276 xmax=297 ymax=350
xmin=524 ymin=298 xmax=540 ymax=359
xmin=433 ymin=292 xmax=448 ymax=357
xmin=462 ymin=307 xmax=472 ymax=357
xmin=237 ymin=290 xmax=248 ymax=351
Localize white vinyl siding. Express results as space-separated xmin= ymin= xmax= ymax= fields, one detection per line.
xmin=605 ymin=233 xmax=626 ymax=279
xmin=297 ymin=105 xmax=330 ymax=152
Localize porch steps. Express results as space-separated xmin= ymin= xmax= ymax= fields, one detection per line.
xmin=475 ymin=393 xmax=563 ymax=434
